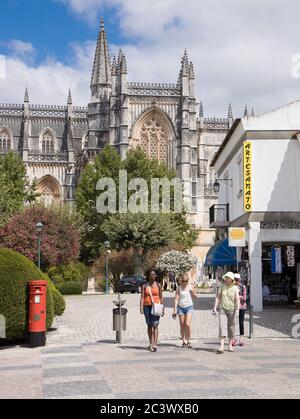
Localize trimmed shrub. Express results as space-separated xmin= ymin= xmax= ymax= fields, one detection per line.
xmin=52 ymin=286 xmax=66 ymax=317
xmin=57 ymin=281 xmax=82 ymax=295
xmin=48 ymin=262 xmax=90 ymax=286
xmin=0 ymin=247 xmax=65 ymax=340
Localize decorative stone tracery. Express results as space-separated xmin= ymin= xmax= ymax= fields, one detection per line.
xmin=0 ymin=129 xmax=11 ymax=152
xmin=41 ymin=130 xmax=55 ymax=154
xmin=131 ymin=111 xmax=172 ymax=164
xmin=37 ymin=175 xmax=62 ymax=206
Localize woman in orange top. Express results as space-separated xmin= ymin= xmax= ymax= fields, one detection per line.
xmin=140 ymin=269 xmax=164 ymax=352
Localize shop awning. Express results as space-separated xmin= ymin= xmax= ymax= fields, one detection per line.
xmin=205 ymin=239 xmax=237 ymax=267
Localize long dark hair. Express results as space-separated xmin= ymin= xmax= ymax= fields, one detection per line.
xmin=146 ymin=269 xmax=157 ymax=283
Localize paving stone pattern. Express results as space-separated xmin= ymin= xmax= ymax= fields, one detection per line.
xmin=0 ymin=293 xmax=300 ymax=399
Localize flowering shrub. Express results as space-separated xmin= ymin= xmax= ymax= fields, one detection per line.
xmin=0 ymin=207 xmax=80 ymax=269
xmin=156 ymin=250 xmax=197 ymax=278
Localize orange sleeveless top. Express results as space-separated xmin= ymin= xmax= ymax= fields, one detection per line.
xmin=143 ymin=283 xmax=161 ymax=306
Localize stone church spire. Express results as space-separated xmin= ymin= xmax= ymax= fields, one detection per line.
xmin=24 ymin=87 xmax=29 ymax=103
xmin=90 ymin=17 xmax=112 ymax=101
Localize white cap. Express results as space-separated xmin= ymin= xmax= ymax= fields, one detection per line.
xmin=222 ymin=272 xmax=235 ymax=282
xmin=234 ymin=273 xmax=241 ymax=280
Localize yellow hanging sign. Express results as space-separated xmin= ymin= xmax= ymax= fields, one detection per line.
xmin=243 ymin=141 xmax=252 ymax=212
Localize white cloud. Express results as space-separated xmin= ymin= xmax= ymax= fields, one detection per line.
xmin=2 ymin=0 xmax=300 ymax=117
xmin=7 ymin=40 xmax=35 ymax=57
xmin=0 ymin=42 xmax=93 ymax=106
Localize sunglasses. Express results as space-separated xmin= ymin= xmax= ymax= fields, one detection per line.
xmin=182 ymin=280 xmax=189 ymax=283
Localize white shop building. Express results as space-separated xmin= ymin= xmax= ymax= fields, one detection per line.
xmin=210 ymin=101 xmax=300 ymax=311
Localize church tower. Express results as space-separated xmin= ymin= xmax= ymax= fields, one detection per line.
xmin=87 ymin=17 xmax=112 ymax=157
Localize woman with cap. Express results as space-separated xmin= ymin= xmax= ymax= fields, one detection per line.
xmin=213 ymin=271 xmax=240 ymax=354
xmin=233 ymin=273 xmax=247 ymax=347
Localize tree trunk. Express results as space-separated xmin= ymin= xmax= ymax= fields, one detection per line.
xmin=133 ymin=247 xmax=149 ymax=275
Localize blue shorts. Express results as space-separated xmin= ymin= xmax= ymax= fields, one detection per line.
xmin=177 ymin=305 xmax=193 ymax=316
xmin=144 ymin=306 xmax=160 ymax=327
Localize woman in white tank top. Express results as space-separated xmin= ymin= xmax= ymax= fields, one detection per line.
xmin=173 ymin=273 xmax=198 ymax=348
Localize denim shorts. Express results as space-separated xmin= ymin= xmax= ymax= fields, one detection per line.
xmin=144 ymin=306 xmax=160 ymax=327
xmin=177 ymin=305 xmax=193 ymax=316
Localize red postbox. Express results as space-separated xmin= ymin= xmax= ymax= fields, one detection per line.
xmin=28 ymin=280 xmax=47 ymax=348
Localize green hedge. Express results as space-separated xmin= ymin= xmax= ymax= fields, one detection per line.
xmin=0 ymin=247 xmax=65 ymax=341
xmin=57 ymin=281 xmax=82 ymax=295
xmin=52 ymin=286 xmax=66 ymax=316
xmin=47 ymin=262 xmax=90 ymax=286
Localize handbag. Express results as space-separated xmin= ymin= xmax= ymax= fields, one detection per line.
xmin=148 ymin=285 xmax=164 ymax=317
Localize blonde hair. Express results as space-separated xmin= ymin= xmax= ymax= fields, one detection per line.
xmin=178 ymin=273 xmax=189 ymax=285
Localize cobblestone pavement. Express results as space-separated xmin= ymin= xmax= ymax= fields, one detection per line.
xmin=1 ymin=293 xmax=300 ymax=399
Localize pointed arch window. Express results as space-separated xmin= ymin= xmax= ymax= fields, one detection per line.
xmin=138 ymin=116 xmax=169 ymax=163
xmin=42 ymin=131 xmax=55 ymax=154
xmin=0 ymin=129 xmax=11 ymax=152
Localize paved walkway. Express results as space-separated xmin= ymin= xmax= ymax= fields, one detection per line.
xmin=1 ymin=293 xmax=300 ymax=399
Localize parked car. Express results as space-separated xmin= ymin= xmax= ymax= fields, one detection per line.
xmin=118 ymin=275 xmax=147 ymax=294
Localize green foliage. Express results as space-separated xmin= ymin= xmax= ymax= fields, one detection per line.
xmin=48 ymin=262 xmax=90 ymax=286
xmin=102 ymin=213 xmax=175 ymax=251
xmin=51 ymin=286 xmax=66 ymax=317
xmin=0 ymin=248 xmax=65 ymax=341
xmin=76 ymin=145 xmax=199 ymax=263
xmin=57 ymin=281 xmax=83 ymax=295
xmin=93 ymin=249 xmax=135 ymax=291
xmin=0 ymin=152 xmax=37 ymax=227
xmin=101 ymin=213 xmax=177 ymax=274
xmin=170 ymin=212 xmax=199 ymax=249
xmin=76 ymin=146 xmax=122 ymax=262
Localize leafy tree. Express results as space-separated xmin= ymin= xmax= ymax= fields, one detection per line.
xmin=75 ymin=146 xmax=122 ymax=262
xmin=94 ymin=249 xmax=135 ymax=291
xmin=0 ymin=206 xmax=81 ymax=269
xmin=101 ymin=213 xmax=177 ymax=274
xmin=0 ymin=152 xmax=37 ymax=226
xmin=156 ymin=250 xmax=198 ymax=278
xmin=76 ymin=145 xmax=198 ymax=263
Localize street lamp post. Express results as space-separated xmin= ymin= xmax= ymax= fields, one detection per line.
xmin=104 ymin=241 xmax=110 ymax=295
xmin=36 ymin=222 xmax=44 ymax=270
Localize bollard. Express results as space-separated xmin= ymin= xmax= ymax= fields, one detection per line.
xmin=113 ymin=295 xmax=127 ymax=344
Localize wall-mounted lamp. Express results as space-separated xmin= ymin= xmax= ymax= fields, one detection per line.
xmin=213 ymin=179 xmax=233 ymax=194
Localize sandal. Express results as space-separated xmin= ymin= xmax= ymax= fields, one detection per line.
xmin=217 ymin=348 xmax=225 ymax=354
xmin=153 ymin=346 xmax=158 ymax=352
xmin=182 ymin=341 xmax=187 ymax=348
xmin=149 ymin=345 xmax=154 ymax=352
xmin=187 ymin=341 xmax=192 ymax=349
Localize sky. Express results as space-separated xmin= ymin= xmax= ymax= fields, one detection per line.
xmin=1 ymin=0 xmax=300 ymax=117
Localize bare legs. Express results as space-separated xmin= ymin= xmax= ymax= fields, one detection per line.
xmin=179 ymin=315 xmax=186 ymax=344
xmin=147 ymin=325 xmax=159 ymax=350
xmin=179 ymin=314 xmax=193 ymax=346
xmin=147 ymin=326 xmax=152 ymax=345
